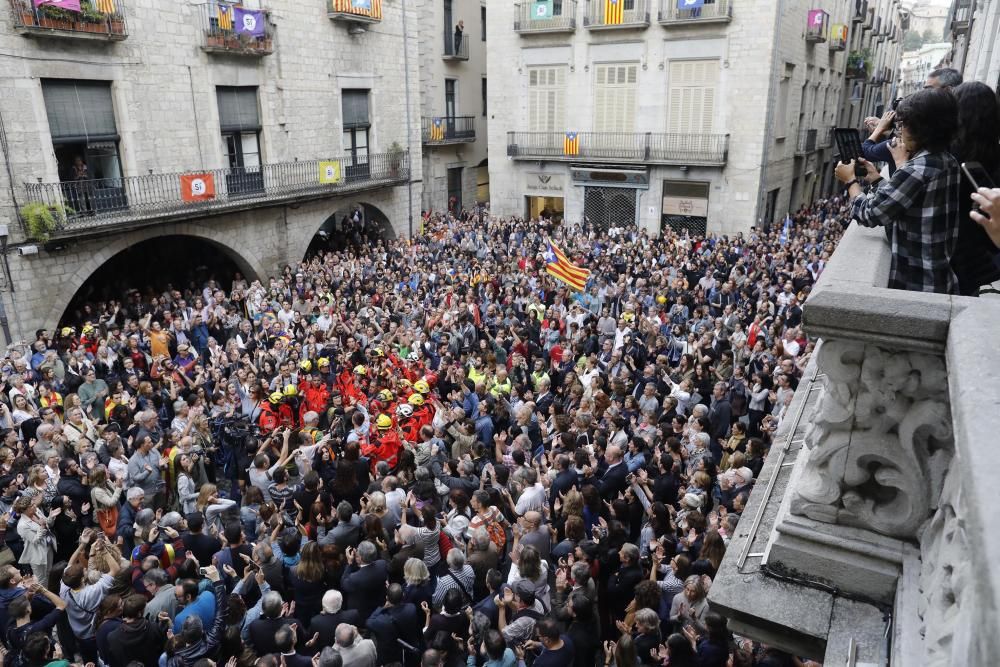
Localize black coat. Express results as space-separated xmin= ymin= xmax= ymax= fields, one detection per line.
xmin=247 ymin=616 xmax=301 ymax=657
xmin=340 ymin=560 xmax=388 ymax=625
xmin=596 ymin=462 xmax=629 ymax=501
xmin=366 ymin=603 xmax=422 ymax=665
xmin=309 ymin=610 xmax=363 ymax=652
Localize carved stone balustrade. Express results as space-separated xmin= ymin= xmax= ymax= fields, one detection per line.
xmin=709 ymin=223 xmax=1000 ymax=665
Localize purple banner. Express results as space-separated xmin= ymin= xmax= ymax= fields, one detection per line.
xmin=34 ymin=0 xmax=81 ymax=12
xmin=234 ymin=7 xmax=265 ymax=37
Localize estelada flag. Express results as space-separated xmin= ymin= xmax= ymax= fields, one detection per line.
xmin=604 ymin=0 xmax=623 ymax=24
xmin=563 ymin=131 xmax=579 ymax=156
xmin=544 ymin=241 xmax=590 ymax=291
xmin=180 ymin=173 xmax=215 ymax=202
xmin=217 ymin=4 xmax=233 ymax=30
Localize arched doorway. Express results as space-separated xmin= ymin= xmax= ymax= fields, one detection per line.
xmin=54 ymin=235 xmax=259 ymax=328
xmin=304 ymin=201 xmax=395 ymax=258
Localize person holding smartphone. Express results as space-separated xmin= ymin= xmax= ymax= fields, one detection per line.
xmin=835 ymin=87 xmax=961 ymax=294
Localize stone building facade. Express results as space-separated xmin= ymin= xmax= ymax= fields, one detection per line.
xmin=485 ymin=0 xmax=904 ymax=236
xmin=416 ymin=0 xmax=489 ymax=214
xmin=0 ymin=0 xmax=422 ymax=339
xmin=947 ymin=0 xmax=1000 ymax=88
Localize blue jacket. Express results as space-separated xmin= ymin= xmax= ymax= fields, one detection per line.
xmin=173 ymin=588 xmax=216 ymax=633
xmin=862 ymin=138 xmax=896 ymax=176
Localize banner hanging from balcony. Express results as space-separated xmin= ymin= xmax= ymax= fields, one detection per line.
xmin=563 ymin=132 xmax=580 ymax=156
xmin=95 ymin=0 xmax=115 ymax=13
xmin=677 ymin=0 xmax=704 ymax=9
xmin=331 ymin=0 xmax=382 ymax=18
xmin=604 ymin=0 xmax=623 ymax=25
xmin=33 ymin=0 xmax=80 ymax=11
xmin=807 ymin=9 xmax=828 ymax=32
xmin=430 ymin=118 xmax=445 ymax=141
xmin=217 ymin=5 xmax=234 ymax=30
xmin=234 ymin=8 xmax=266 ymax=36
xmin=831 ymin=23 xmax=847 ymax=41
xmin=531 ymin=0 xmax=553 ymax=19
xmin=318 ymin=161 xmax=342 ymax=184
xmin=180 ymin=173 xmax=216 ymax=202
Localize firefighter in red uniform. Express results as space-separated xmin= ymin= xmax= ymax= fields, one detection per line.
xmin=258 ymin=391 xmax=285 ymax=435
xmin=299 ymin=361 xmax=330 ymax=425
xmin=278 ymin=385 xmax=299 ymax=428
xmin=362 ymin=414 xmax=403 ymax=472
xmin=408 ymin=392 xmax=434 ymax=433
xmin=396 ymin=403 xmax=420 ymax=443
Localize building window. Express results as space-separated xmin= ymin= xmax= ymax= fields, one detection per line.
xmin=775 ymin=63 xmax=794 ymax=140
xmin=341 ymin=89 xmax=371 ymax=180
xmin=481 ymin=5 xmax=486 ymax=40
xmin=527 ymin=66 xmax=566 ymax=132
xmin=482 ymin=77 xmax=487 ymax=116
xmin=666 ymin=59 xmax=718 ymax=134
xmin=594 ymin=63 xmax=638 ymax=133
xmin=448 ymin=166 xmax=463 ymax=212
xmin=217 ymin=86 xmax=263 ymax=195
xmin=41 ymin=79 xmax=125 ymax=213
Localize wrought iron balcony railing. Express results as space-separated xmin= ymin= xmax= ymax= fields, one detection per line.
xmin=20 ymin=151 xmax=409 ymax=238
xmin=514 ymin=0 xmax=577 ymax=33
xmin=796 ymin=128 xmax=818 ymax=154
xmin=442 ymin=32 xmax=469 ymax=60
xmin=327 ymin=0 xmax=382 ymax=24
xmin=199 ymin=4 xmax=273 ymax=56
xmin=584 ymin=0 xmax=649 ymax=29
xmin=9 ymin=0 xmax=127 ymax=40
xmin=506 ymin=131 xmax=728 ymax=165
xmin=422 ymin=116 xmax=476 ymax=144
xmin=658 ymin=0 xmax=731 ymax=24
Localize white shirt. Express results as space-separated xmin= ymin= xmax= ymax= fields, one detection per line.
xmin=514 ymin=482 xmax=546 ymax=516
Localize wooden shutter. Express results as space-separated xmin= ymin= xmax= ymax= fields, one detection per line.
xmin=594 ymin=63 xmax=637 ymax=132
xmin=528 ymin=66 xmax=566 ymax=132
xmin=667 ymin=60 xmax=719 ymax=134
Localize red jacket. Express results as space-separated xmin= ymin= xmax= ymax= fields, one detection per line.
xmin=362 ymin=429 xmax=402 ymax=471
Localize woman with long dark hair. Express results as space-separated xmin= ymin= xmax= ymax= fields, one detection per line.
xmin=949 ymin=81 xmax=1000 ymax=294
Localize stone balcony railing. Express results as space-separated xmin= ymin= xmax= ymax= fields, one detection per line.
xmin=709 ymin=223 xmax=1000 ymax=666
xmin=19 ymin=151 xmax=409 ymax=241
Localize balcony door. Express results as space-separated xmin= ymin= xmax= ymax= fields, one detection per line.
xmin=342 ymin=89 xmax=371 ymax=181
xmin=217 ymin=86 xmax=264 ymax=196
xmin=445 ymin=79 xmax=457 ymax=136
xmin=42 ymin=79 xmax=126 ymax=215
xmin=443 ymin=0 xmax=454 ymax=54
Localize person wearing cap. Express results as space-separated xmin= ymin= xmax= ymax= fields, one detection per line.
xmin=362 ymin=414 xmax=402 ymax=473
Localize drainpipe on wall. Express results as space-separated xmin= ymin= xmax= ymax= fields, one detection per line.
xmin=754 ymin=0 xmax=788 ymax=229
xmin=401 ymin=0 xmax=414 ymax=238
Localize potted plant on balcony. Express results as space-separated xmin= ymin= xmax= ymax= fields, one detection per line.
xmin=109 ymin=13 xmax=125 ymax=34
xmin=78 ymin=2 xmax=109 ymax=32
xmin=846 ymin=49 xmax=871 ymax=79
xmin=19 ymin=202 xmax=71 ymax=242
xmin=17 ymin=0 xmax=37 ymax=27
xmin=38 ymin=5 xmax=75 ymax=31
xmin=388 ymin=141 xmax=404 ymax=178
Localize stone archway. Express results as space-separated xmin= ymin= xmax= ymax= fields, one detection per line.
xmin=42 ymin=222 xmax=266 ymax=330
xmin=302 ymin=201 xmax=396 ymax=259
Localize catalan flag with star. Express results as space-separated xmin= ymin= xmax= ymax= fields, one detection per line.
xmin=544 ymin=241 xmax=590 ymax=291
xmin=604 ymin=0 xmax=623 ymax=24
xmin=430 ymin=118 xmax=445 ymax=141
xmin=563 ymin=131 xmax=579 ymax=156
xmin=217 ymin=4 xmax=233 ymax=30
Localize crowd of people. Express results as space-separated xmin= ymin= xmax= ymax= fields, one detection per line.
xmin=0 ymin=194 xmax=850 ymax=667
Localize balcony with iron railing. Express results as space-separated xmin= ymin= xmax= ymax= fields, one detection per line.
xmin=506 ymin=131 xmax=728 ymax=165
xmin=584 ymin=0 xmax=649 ymax=29
xmin=514 ymin=0 xmax=577 ymax=32
xmin=709 ymin=223 xmax=1000 ymax=665
xmin=421 ymin=116 xmax=476 ymax=145
xmin=327 ymin=0 xmax=381 ymax=24
xmin=442 ymin=33 xmax=469 ymax=60
xmin=817 ymin=127 xmax=832 ymax=148
xmin=950 ymin=0 xmax=972 ymax=33
xmin=658 ymin=0 xmax=731 ymax=24
xmin=9 ymin=0 xmax=127 ymax=40
xmin=199 ymin=4 xmax=272 ymax=56
xmin=795 ymin=128 xmax=818 ymax=154
xmin=18 ymin=151 xmax=409 ymax=240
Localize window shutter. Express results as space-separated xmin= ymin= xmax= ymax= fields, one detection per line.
xmin=594 ymin=63 xmax=637 ymax=132
xmin=217 ymin=87 xmax=261 ymax=132
xmin=41 ymin=80 xmax=118 ymax=142
xmin=528 ymin=66 xmax=566 ymax=132
xmin=341 ymin=89 xmax=370 ymax=129
xmin=668 ymin=59 xmax=719 ymax=134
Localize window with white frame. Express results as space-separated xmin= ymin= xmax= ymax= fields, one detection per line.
xmin=527 ymin=66 xmax=566 ymax=132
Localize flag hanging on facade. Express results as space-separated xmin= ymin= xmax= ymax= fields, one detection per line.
xmin=332 ymin=0 xmax=383 ymax=19
xmin=217 ymin=4 xmax=234 ymax=30
xmin=531 ymin=0 xmax=553 ymax=19
xmin=677 ymin=0 xmax=704 ymax=8
xmin=430 ymin=118 xmax=445 ymax=141
xmin=604 ymin=0 xmax=624 ymax=25
xmin=779 ymin=214 xmax=792 ymax=245
xmin=830 ymin=23 xmax=847 ymax=42
xmin=180 ymin=173 xmax=215 ymax=202
xmin=563 ymin=131 xmax=580 ymax=156
xmin=234 ymin=8 xmax=266 ymax=36
xmin=34 ymin=0 xmax=81 ymax=12
xmin=319 ymin=161 xmax=342 ymax=184
xmin=94 ymin=0 xmax=115 ymax=14
xmin=544 ymin=242 xmax=591 ymax=291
